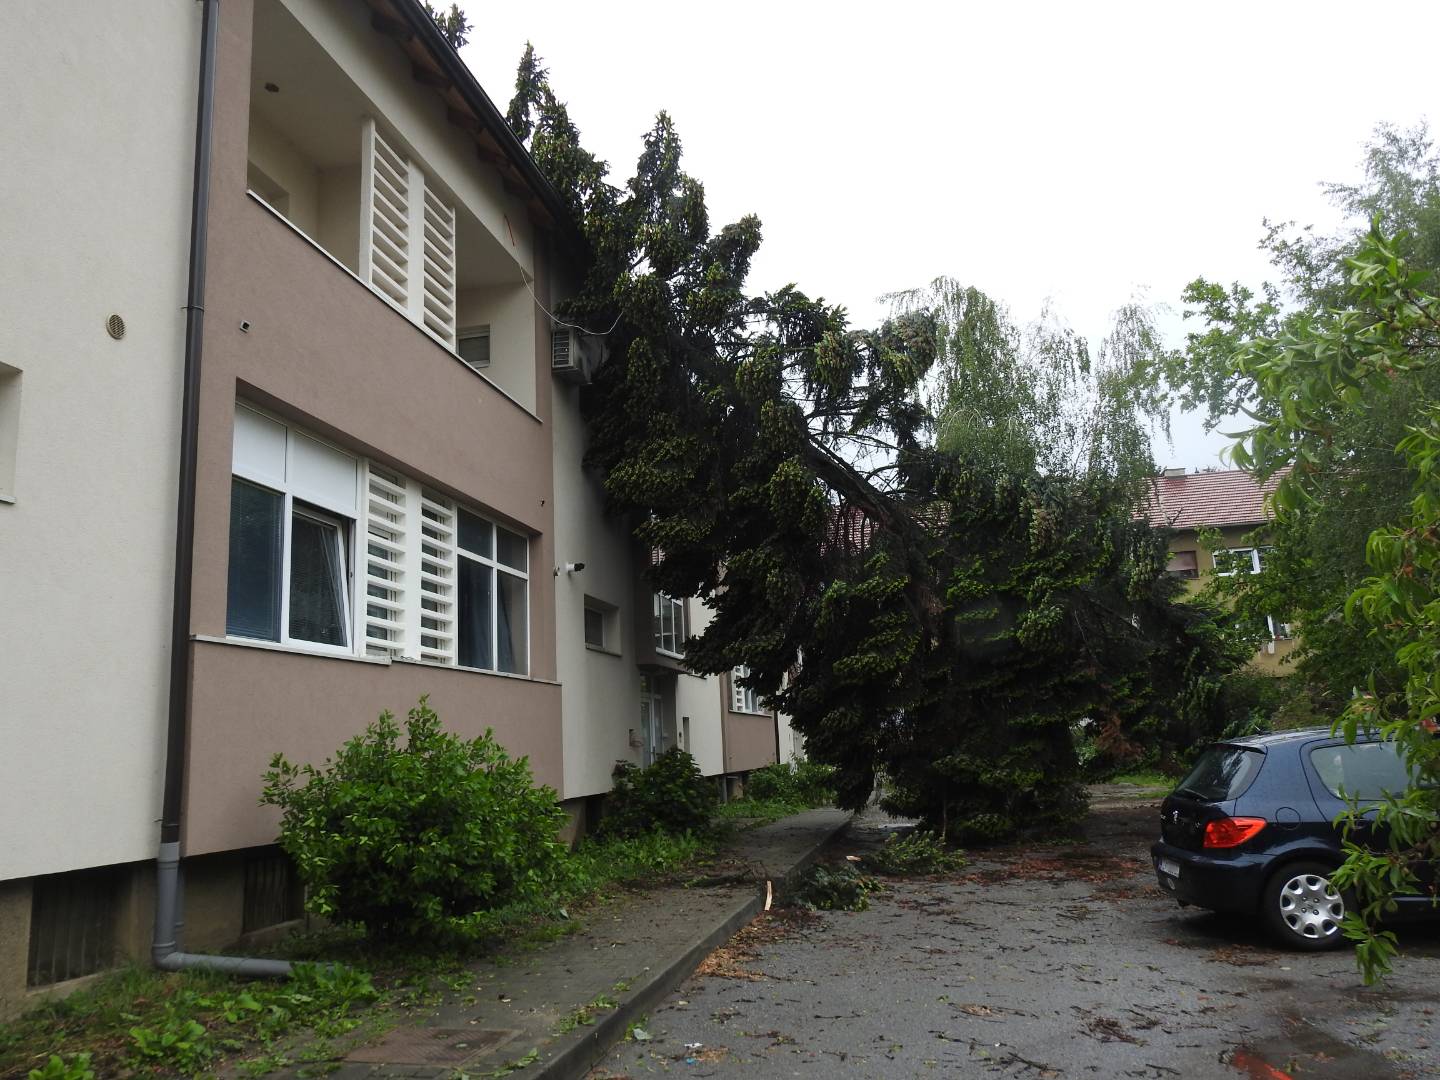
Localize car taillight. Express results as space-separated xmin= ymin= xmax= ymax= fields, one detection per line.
xmin=1203 ymin=816 xmax=1267 ymax=849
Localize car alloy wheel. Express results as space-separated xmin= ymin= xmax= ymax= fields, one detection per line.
xmin=1272 ymin=865 xmax=1345 ymax=946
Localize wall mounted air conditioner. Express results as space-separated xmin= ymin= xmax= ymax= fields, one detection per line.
xmin=551 ymin=327 xmax=606 ymax=384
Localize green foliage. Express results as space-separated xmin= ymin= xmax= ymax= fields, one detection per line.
xmin=260 ymin=696 xmax=567 ymax=942
xmin=0 ymin=960 xmax=381 ymax=1080
xmin=600 ymin=749 xmax=716 ymax=839
xmin=27 ymin=1053 xmax=93 ymax=1080
xmin=742 ymin=760 xmax=836 ymax=807
xmin=788 ymin=863 xmax=882 ymax=911
xmin=865 ymin=831 xmax=966 ymax=876
xmin=1174 ymin=124 xmax=1440 ymax=715
xmin=1208 ymin=222 xmax=1440 ymax=982
xmin=422 ymin=2 xmax=471 ymax=48
xmin=889 ymin=279 xmax=1169 ymax=488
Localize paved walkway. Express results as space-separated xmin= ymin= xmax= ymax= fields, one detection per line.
xmin=270 ymin=809 xmax=851 ymax=1080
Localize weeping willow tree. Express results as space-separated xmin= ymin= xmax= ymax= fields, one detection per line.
xmin=888 ymin=278 xmax=1170 ymax=484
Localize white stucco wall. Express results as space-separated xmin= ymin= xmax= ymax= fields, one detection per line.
xmin=677 ymin=604 xmax=726 ymax=778
xmin=551 ymin=380 xmax=646 ymax=799
xmin=0 ymin=2 xmax=197 ymax=880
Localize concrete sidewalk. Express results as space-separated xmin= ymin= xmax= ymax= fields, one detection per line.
xmin=279 ymin=808 xmax=851 ymax=1080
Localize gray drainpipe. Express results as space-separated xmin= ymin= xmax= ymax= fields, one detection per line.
xmin=153 ymin=0 xmax=291 ymax=979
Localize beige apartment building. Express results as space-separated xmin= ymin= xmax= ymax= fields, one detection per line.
xmin=0 ymin=0 xmax=791 ymax=1013
xmin=1144 ymin=467 xmax=1298 ymax=674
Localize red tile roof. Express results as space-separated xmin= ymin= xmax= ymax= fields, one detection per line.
xmin=1141 ymin=468 xmax=1286 ymax=530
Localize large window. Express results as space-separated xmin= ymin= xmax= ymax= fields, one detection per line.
xmin=731 ymin=665 xmax=765 ymax=714
xmin=227 ymin=407 xmax=357 ymax=653
xmin=455 ymin=507 xmax=529 ymax=675
xmin=227 ymin=404 xmax=530 ymax=673
xmin=654 ymin=593 xmax=685 ymax=657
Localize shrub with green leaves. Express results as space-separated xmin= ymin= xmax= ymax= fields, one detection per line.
xmin=261 ymin=696 xmax=567 ymax=941
xmin=866 ymin=830 xmax=966 ymax=876
xmin=744 ymin=759 xmax=836 ymax=807
xmin=600 ymin=749 xmax=715 ymax=838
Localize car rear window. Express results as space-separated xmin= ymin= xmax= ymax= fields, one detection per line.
xmin=1308 ymin=741 xmax=1412 ymax=801
xmin=1174 ymin=745 xmax=1264 ymax=802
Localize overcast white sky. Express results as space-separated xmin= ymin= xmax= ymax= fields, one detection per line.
xmin=454 ymin=0 xmax=1438 ymax=468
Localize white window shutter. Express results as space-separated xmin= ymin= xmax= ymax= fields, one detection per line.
xmin=417 ymin=488 xmax=458 ymax=664
xmin=360 ymin=118 xmax=411 ymax=311
xmin=360 ymin=118 xmax=457 ymax=349
xmin=363 ymin=464 xmax=408 ymax=658
xmin=420 ymin=187 xmax=457 ymax=347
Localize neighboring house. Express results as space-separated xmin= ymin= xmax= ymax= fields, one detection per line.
xmin=0 ymin=0 xmax=792 ymax=1013
xmin=1143 ymin=467 xmax=1296 ymax=673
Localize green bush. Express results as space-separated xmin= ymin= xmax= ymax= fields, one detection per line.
xmin=866 ymin=830 xmax=966 ymax=876
xmin=600 ymin=749 xmax=715 ymax=838
xmin=260 ymin=697 xmax=567 ymax=942
xmin=744 ymin=759 xmax=836 ymax=807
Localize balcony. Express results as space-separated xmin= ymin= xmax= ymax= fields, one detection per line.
xmin=245 ymin=0 xmax=538 ymax=410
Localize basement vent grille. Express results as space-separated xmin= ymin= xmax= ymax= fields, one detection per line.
xmin=242 ymin=851 xmax=304 ymax=934
xmin=27 ymin=865 xmax=121 ymax=986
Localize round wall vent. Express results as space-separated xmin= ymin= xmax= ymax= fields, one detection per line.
xmin=106 ymin=314 xmax=126 ymax=340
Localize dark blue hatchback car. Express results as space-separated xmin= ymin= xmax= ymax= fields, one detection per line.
xmin=1151 ymin=728 xmax=1435 ymax=950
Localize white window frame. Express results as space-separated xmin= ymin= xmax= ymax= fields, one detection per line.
xmin=731 ymin=665 xmax=765 ymax=714
xmin=229 ymin=404 xmax=533 ymax=674
xmin=227 ymin=480 xmax=358 ymax=659
xmin=455 ymin=508 xmax=531 ymax=677
xmin=1214 ymin=547 xmax=1264 ymax=576
xmin=285 ymin=501 xmax=353 ymax=653
xmin=654 ymin=593 xmax=685 ymax=658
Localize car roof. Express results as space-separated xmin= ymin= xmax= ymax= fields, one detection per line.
xmin=1220 ymin=727 xmax=1354 ymax=749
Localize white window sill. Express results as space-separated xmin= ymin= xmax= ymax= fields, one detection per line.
xmin=195 ymin=636 xmax=561 ymax=685
xmin=245 ymin=189 xmax=543 ymax=426
xmin=654 ymin=648 xmax=685 ymax=660
xmin=730 ymin=708 xmax=771 ymax=717
xmin=0 ymin=493 xmax=13 ymax=505
xmin=195 ymin=634 xmax=390 ymax=665
xmin=585 ymin=643 xmax=622 ymax=658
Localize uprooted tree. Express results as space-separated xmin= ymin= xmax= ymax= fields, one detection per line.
xmin=505 ymin=50 xmax=1243 ymax=841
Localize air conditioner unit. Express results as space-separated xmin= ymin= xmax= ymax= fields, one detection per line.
xmin=551 ymin=327 xmax=605 ymax=384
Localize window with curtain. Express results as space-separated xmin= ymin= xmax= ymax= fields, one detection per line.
xmin=227 ymin=406 xmax=357 ymax=652
xmin=1165 ymin=550 xmax=1199 ymax=579
xmin=456 ymin=507 xmax=529 ymax=675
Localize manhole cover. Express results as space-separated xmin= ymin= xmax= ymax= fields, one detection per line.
xmin=347 ymin=1026 xmax=521 ymax=1065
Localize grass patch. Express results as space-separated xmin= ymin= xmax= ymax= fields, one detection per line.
xmin=0 ymin=962 xmax=379 ymax=1080
xmin=713 ymin=796 xmax=808 ymax=826
xmin=1105 ymin=770 xmax=1176 ymax=789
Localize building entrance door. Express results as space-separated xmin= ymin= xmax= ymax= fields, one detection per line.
xmin=639 ymin=677 xmax=665 ymax=766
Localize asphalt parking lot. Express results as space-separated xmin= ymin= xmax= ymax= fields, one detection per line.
xmin=592 ymin=797 xmax=1440 ymax=1079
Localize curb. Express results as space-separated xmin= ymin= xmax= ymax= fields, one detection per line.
xmin=529 ymin=812 xmax=852 ymax=1080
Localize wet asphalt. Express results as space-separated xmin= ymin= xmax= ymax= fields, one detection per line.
xmin=591 ymin=795 xmax=1440 ymax=1080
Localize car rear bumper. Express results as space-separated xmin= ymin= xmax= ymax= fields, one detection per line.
xmin=1150 ymin=840 xmax=1271 ymax=913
